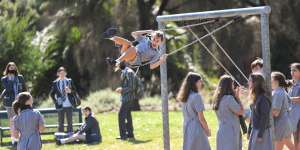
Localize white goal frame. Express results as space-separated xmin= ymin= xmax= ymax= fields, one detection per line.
xmin=156 ymin=6 xmax=271 ymax=150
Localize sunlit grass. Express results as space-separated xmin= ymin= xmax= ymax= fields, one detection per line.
xmin=0 ymin=111 xmax=250 ymax=150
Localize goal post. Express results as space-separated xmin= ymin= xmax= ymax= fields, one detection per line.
xmin=156 ymin=6 xmax=271 ymax=150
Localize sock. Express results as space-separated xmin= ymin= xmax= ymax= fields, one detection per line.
xmin=60 ymin=139 xmax=66 ymax=144
xmin=11 ymin=137 xmax=18 ymax=144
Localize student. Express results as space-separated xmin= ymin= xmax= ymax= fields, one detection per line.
xmin=177 ymin=72 xmax=211 ymax=150
xmin=248 ymin=73 xmax=273 ymax=150
xmin=251 ymin=58 xmax=263 ymax=74
xmin=58 ymin=106 xmax=101 ymax=145
xmin=0 ymin=62 xmax=27 ymax=146
xmin=271 ymin=72 xmax=294 ymax=150
xmin=107 ymin=30 xmax=167 ymax=69
xmin=115 ymin=62 xmax=135 ymax=140
xmin=246 ymin=57 xmax=264 ymax=137
xmin=50 ymin=67 xmax=78 ymax=133
xmin=288 ymin=63 xmax=300 ymax=150
xmin=214 ymin=75 xmax=244 ymax=150
xmin=12 ymin=92 xmax=45 ymax=150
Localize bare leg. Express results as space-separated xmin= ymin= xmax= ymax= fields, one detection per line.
xmin=60 ymin=134 xmax=86 ymax=144
xmin=275 ymin=141 xmax=284 ymax=150
xmin=116 ymin=47 xmax=137 ymax=62
xmin=111 ymin=36 xmax=132 ymax=52
xmin=282 ymin=138 xmax=295 ymax=150
xmin=293 ymin=131 xmax=300 ymax=150
xmin=297 ymin=130 xmax=300 ymax=150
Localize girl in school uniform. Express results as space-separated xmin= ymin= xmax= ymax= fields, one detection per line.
xmin=271 ymin=72 xmax=294 ymax=150
xmin=12 ymin=92 xmax=45 ymax=150
xmin=248 ymin=73 xmax=273 ymax=150
xmin=288 ymin=63 xmax=300 ymax=150
xmin=177 ymin=72 xmax=211 ymax=150
xmin=213 ymin=75 xmax=244 ymax=150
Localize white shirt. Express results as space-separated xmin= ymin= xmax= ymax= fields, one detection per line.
xmin=59 ymin=79 xmax=72 ymax=108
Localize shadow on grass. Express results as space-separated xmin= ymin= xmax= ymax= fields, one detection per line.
xmin=0 ymin=145 xmax=17 ymax=150
xmin=127 ymin=138 xmax=152 ymax=144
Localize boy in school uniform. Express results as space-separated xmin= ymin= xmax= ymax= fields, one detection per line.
xmin=106 ymin=30 xmax=167 ymax=70
xmin=58 ymin=107 xmax=101 ymax=145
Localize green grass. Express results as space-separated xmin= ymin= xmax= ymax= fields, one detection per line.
xmin=0 ymin=111 xmax=249 ymax=150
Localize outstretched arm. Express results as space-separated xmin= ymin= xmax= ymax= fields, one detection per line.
xmin=131 ymin=30 xmax=154 ymax=39
xmin=150 ymin=54 xmax=167 ymax=70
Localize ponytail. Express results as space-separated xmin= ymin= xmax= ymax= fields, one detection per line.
xmin=271 ymin=71 xmax=289 ymax=89
xmin=12 ymin=92 xmax=32 ymax=115
xmin=12 ymin=100 xmax=21 ymax=115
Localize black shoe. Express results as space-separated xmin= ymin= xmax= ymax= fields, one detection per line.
xmin=56 ymin=139 xmax=62 ymax=145
xmin=116 ymin=136 xmax=127 ymax=141
xmin=127 ymin=134 xmax=134 ymax=138
xmin=105 ymin=57 xmax=117 ymax=66
xmin=12 ymin=142 xmax=17 ymax=148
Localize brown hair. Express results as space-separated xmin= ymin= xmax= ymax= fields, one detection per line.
xmin=176 ymin=72 xmax=202 ymax=103
xmin=251 ymin=58 xmax=263 ymax=70
xmin=83 ymin=106 xmax=92 ymax=112
xmin=57 ymin=66 xmax=66 ymax=73
xmin=153 ymin=31 xmax=164 ymax=41
xmin=213 ymin=75 xmax=235 ymax=110
xmin=12 ymin=92 xmax=32 ymax=115
xmin=291 ymin=63 xmax=300 ymax=72
xmin=3 ymin=62 xmax=19 ymax=76
xmin=271 ymin=71 xmax=289 ymax=88
xmin=249 ymin=73 xmax=266 ymax=102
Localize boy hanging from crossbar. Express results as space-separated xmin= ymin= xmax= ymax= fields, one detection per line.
xmin=106 ymin=30 xmax=167 ymax=70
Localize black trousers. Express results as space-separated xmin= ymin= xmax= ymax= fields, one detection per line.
xmin=58 ymin=107 xmax=73 ymax=133
xmin=118 ymin=102 xmax=134 ymax=138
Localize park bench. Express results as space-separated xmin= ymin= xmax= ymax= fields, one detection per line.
xmin=0 ymin=107 xmax=83 ymax=145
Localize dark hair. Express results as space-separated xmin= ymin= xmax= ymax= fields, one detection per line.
xmin=83 ymin=106 xmax=92 ymax=112
xmin=153 ymin=31 xmax=164 ymax=41
xmin=176 ymin=72 xmax=202 ymax=103
xmin=213 ymin=75 xmax=235 ymax=110
xmin=291 ymin=63 xmax=300 ymax=72
xmin=271 ymin=71 xmax=289 ymax=88
xmin=57 ymin=66 xmax=66 ymax=73
xmin=13 ymin=92 xmax=32 ymax=115
xmin=3 ymin=62 xmax=19 ymax=76
xmin=251 ymin=58 xmax=263 ymax=70
xmin=249 ymin=73 xmax=266 ymax=102
xmin=119 ymin=62 xmax=126 ymax=70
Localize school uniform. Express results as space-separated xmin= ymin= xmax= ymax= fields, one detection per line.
xmin=119 ymin=67 xmax=135 ymax=139
xmin=216 ymin=95 xmax=242 ymax=150
xmin=288 ymin=80 xmax=300 ymax=132
xmin=1 ymin=75 xmax=26 ymax=143
xmin=1 ymin=75 xmax=26 ymax=107
xmin=131 ymin=36 xmax=161 ymax=66
xmin=248 ymin=95 xmax=273 ymax=150
xmin=272 ymin=87 xmax=293 ymax=141
xmin=50 ymin=78 xmax=77 ymax=133
xmin=60 ymin=113 xmax=101 ymax=144
xmin=182 ymin=91 xmax=211 ymax=150
xmin=13 ymin=107 xmax=44 ymax=150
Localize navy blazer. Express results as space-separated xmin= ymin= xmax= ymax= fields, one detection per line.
xmin=1 ymin=75 xmax=27 ymax=107
xmin=250 ymin=94 xmax=271 ymax=138
xmin=78 ymin=114 xmax=101 ymax=144
xmin=50 ymin=78 xmax=77 ymax=109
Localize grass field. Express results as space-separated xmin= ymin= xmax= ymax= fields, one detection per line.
xmin=0 ymin=111 xmax=250 ymax=150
